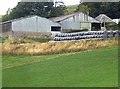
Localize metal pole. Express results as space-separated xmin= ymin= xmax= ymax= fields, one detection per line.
xmin=100 ymin=22 xmax=102 ymax=30
xmin=104 ymin=22 xmax=105 ymax=27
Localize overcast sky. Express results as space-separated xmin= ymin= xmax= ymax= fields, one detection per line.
xmin=0 ymin=0 xmax=80 ymax=15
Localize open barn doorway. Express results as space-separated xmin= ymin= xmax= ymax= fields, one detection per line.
xmin=51 ymin=26 xmax=61 ymax=32
xmin=51 ymin=26 xmax=61 ymax=37
xmin=91 ymin=23 xmax=101 ymax=31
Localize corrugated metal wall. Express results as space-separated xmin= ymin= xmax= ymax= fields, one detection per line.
xmin=12 ymin=16 xmax=37 ymax=32
xmin=60 ymin=14 xmax=92 ymax=31
xmin=59 ymin=13 xmax=100 ymax=31
xmin=61 ymin=21 xmax=80 ymax=30
xmin=1 ymin=22 xmax=12 ymax=32
xmin=37 ymin=16 xmax=61 ymax=32
xmin=60 ymin=16 xmax=80 ymax=31
xmin=12 ymin=16 xmax=61 ymax=32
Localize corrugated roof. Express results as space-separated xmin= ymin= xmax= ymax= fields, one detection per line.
xmin=79 ymin=13 xmax=100 ymax=23
xmin=95 ymin=14 xmax=114 ymax=23
xmin=50 ymin=13 xmax=78 ymax=22
xmin=50 ymin=12 xmax=81 ymax=22
xmin=50 ymin=12 xmax=100 ymax=23
xmin=0 ymin=15 xmax=38 ymax=24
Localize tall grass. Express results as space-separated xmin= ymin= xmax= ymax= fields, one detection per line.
xmin=1 ymin=38 xmax=118 ymax=56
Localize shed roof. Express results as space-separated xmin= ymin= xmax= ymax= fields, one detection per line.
xmin=0 ymin=15 xmax=60 ymax=25
xmin=0 ymin=15 xmax=38 ymax=24
xmin=50 ymin=13 xmax=77 ymax=22
xmin=95 ymin=14 xmax=114 ymax=23
xmin=50 ymin=12 xmax=100 ymax=23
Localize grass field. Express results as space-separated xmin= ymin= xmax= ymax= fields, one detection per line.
xmin=2 ymin=46 xmax=118 ymax=87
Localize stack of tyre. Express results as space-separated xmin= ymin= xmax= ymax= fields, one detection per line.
xmin=54 ymin=30 xmax=120 ymax=41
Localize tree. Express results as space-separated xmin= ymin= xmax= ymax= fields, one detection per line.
xmin=79 ymin=2 xmax=120 ymax=19
xmin=50 ymin=1 xmax=68 ymax=17
xmin=76 ymin=4 xmax=91 ymax=14
xmin=50 ymin=6 xmax=67 ymax=17
xmin=2 ymin=1 xmax=68 ymax=22
xmin=2 ymin=2 xmax=54 ymax=22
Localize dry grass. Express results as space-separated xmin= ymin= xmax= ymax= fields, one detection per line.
xmin=1 ymin=38 xmax=118 ymax=56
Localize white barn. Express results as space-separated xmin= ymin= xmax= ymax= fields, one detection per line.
xmin=50 ymin=12 xmax=101 ymax=32
xmin=1 ymin=15 xmax=61 ymax=37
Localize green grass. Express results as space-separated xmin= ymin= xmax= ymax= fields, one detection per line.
xmin=0 ymin=35 xmax=1 ymax=88
xmin=2 ymin=46 xmax=118 ymax=87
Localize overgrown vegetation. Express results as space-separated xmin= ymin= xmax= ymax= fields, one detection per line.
xmin=1 ymin=38 xmax=118 ymax=56
xmin=26 ymin=37 xmax=53 ymax=43
xmin=2 ymin=36 xmax=53 ymax=44
xmin=106 ymin=22 xmax=120 ymax=30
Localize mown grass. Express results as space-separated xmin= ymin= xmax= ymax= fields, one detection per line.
xmin=2 ymin=46 xmax=118 ymax=87
xmin=2 ymin=54 xmax=64 ymax=69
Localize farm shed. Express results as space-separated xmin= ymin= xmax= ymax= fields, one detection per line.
xmin=0 ymin=15 xmax=61 ymax=38
xmin=95 ymin=14 xmax=115 ymax=30
xmin=50 ymin=12 xmax=101 ymax=32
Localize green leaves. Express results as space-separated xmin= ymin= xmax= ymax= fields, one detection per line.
xmin=76 ymin=2 xmax=120 ymax=19
xmin=50 ymin=6 xmax=68 ymax=17
xmin=76 ymin=4 xmax=91 ymax=14
xmin=2 ymin=2 xmax=68 ymax=22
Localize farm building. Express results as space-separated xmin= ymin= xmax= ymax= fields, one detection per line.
xmin=50 ymin=12 xmax=101 ymax=32
xmin=95 ymin=14 xmax=116 ymax=30
xmin=0 ymin=15 xmax=61 ymax=38
xmin=112 ymin=18 xmax=120 ymax=24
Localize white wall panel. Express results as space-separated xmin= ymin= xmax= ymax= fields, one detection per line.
xmin=12 ymin=16 xmax=37 ymax=32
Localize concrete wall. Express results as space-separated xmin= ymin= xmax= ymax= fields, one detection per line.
xmin=2 ymin=31 xmax=51 ymax=38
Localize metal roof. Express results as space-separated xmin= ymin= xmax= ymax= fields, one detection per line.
xmin=95 ymin=14 xmax=114 ymax=23
xmin=50 ymin=13 xmax=77 ymax=22
xmin=0 ymin=15 xmax=60 ymax=25
xmin=79 ymin=13 xmax=100 ymax=23
xmin=50 ymin=12 xmax=100 ymax=23
xmin=0 ymin=15 xmax=39 ymax=24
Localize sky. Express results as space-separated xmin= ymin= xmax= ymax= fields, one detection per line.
xmin=0 ymin=0 xmax=80 ymax=15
